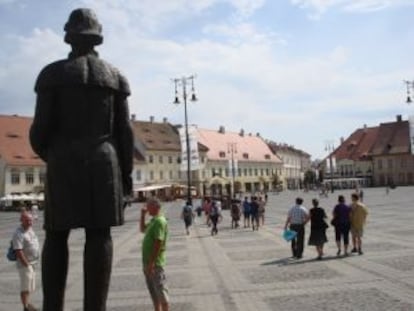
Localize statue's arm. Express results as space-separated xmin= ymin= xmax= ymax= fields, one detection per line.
xmin=30 ymin=90 xmax=54 ymax=162
xmin=114 ymin=94 xmax=134 ymax=196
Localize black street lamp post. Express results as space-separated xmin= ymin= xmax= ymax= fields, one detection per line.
xmin=173 ymin=75 xmax=197 ymax=206
xmin=404 ymin=80 xmax=414 ymax=104
xmin=227 ymin=142 xmax=237 ymax=199
xmin=325 ymin=140 xmax=335 ymax=193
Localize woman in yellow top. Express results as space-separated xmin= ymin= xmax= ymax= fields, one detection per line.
xmin=350 ymin=193 xmax=368 ymax=255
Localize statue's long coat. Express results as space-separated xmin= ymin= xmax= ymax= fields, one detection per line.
xmin=30 ymin=52 xmax=133 ymax=230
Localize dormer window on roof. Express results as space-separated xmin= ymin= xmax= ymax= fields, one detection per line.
xmin=264 ymin=154 xmax=271 ymax=160
xmin=243 ymin=153 xmax=249 ymax=159
xmin=13 ymin=155 xmax=24 ymax=159
xmin=219 ymin=151 xmax=226 ymax=158
xmin=143 ymin=128 xmax=150 ymax=133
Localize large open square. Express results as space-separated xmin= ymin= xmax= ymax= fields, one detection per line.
xmin=1 ymin=186 xmax=414 ymax=310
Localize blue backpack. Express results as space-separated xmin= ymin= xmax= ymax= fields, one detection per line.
xmin=7 ymin=241 xmax=16 ymax=261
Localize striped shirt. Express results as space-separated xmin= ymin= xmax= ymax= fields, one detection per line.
xmin=288 ymin=205 xmax=309 ymax=225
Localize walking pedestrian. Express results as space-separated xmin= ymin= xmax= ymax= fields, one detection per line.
xmin=209 ymin=201 xmax=222 ymax=235
xmin=181 ymin=201 xmax=194 ymax=235
xmin=12 ymin=210 xmax=40 ymax=311
xmin=258 ymin=196 xmax=266 ymax=226
xmin=140 ymin=198 xmax=169 ymax=311
xmin=284 ymin=197 xmax=310 ymax=259
xmin=250 ymin=196 xmax=260 ymax=231
xmin=230 ymin=199 xmax=241 ymax=229
xmin=332 ymin=195 xmax=351 ymax=256
xmin=242 ymin=197 xmax=251 ymax=228
xmin=350 ymin=193 xmax=368 ymax=255
xmin=308 ymin=198 xmax=328 ymax=260
xmin=202 ymin=197 xmax=212 ymax=226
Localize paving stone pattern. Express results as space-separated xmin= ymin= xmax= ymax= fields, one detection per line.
xmin=1 ymin=187 xmax=414 ymax=310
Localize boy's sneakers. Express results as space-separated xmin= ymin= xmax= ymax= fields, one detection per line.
xmin=351 ymin=247 xmax=358 ymax=253
xmin=358 ymin=249 xmax=363 ymax=255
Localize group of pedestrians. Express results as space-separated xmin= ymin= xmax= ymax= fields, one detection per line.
xmin=284 ymin=192 xmax=368 ymax=260
xmin=241 ymin=195 xmax=266 ymax=230
xmin=180 ymin=194 xmax=268 ymax=236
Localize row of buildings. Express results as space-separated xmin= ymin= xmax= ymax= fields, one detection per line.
xmin=0 ymin=114 xmax=310 ymax=202
xmin=322 ymin=114 xmax=414 ymax=189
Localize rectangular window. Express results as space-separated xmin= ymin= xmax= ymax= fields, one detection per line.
xmin=150 ymin=171 xmax=154 ymax=180
xmin=254 ymin=168 xmax=258 ymax=176
xmin=160 ymin=171 xmax=164 ymax=180
xmin=244 ymin=168 xmax=248 ymax=176
xmin=168 ymin=156 xmax=173 ymax=164
xmin=388 ymin=159 xmax=393 ymax=169
xmin=25 ymin=170 xmax=34 ymax=184
xmin=136 ymin=170 xmax=142 ymax=181
xmin=159 ymin=156 xmax=163 ymax=164
xmin=11 ymin=169 xmax=20 ymax=185
xmin=39 ymin=170 xmax=46 ymax=185
xmin=149 ymin=155 xmax=154 ymax=163
xmin=169 ymin=170 xmax=173 ymax=180
xmin=377 ymin=159 xmax=383 ymax=170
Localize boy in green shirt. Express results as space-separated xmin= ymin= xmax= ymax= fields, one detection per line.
xmin=140 ymin=198 xmax=169 ymax=311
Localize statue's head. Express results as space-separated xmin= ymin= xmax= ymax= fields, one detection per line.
xmin=64 ymin=8 xmax=103 ymax=46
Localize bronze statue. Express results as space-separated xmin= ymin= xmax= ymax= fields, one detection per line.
xmin=30 ymin=8 xmax=133 ymax=311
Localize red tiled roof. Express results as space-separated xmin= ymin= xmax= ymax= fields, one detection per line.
xmin=370 ymin=120 xmax=410 ymax=155
xmin=334 ymin=126 xmax=380 ymax=161
xmin=197 ymin=128 xmax=282 ymax=163
xmin=131 ymin=120 xmax=208 ymax=152
xmin=0 ymin=114 xmax=44 ymax=166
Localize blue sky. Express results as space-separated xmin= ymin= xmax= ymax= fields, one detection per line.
xmin=1 ymin=0 xmax=414 ymax=159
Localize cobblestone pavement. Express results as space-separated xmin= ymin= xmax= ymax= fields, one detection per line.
xmin=1 ymin=187 xmax=414 ymax=310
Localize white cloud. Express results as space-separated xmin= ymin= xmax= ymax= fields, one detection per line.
xmin=0 ymin=28 xmax=65 ymax=114
xmin=0 ymin=0 xmax=412 ymax=158
xmin=290 ymin=0 xmax=414 ymax=17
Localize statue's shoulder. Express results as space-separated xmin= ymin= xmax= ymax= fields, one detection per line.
xmin=34 ymin=59 xmax=67 ymax=92
xmin=93 ymin=57 xmax=130 ymax=95
xmin=34 ymin=56 xmax=130 ymax=95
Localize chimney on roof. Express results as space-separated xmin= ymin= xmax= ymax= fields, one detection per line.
xmin=150 ymin=116 xmax=154 ymax=123
xmin=396 ymin=115 xmax=402 ymax=122
xmin=218 ymin=126 xmax=225 ymax=134
xmin=340 ymin=137 xmax=344 ymax=144
xmin=163 ymin=117 xmax=168 ymax=123
xmin=256 ymin=132 xmax=260 ymax=137
xmin=239 ymin=129 xmax=244 ymax=137
xmin=131 ymin=114 xmax=136 ymax=121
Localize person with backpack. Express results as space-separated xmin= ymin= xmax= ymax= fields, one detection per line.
xmin=12 ymin=210 xmax=40 ymax=311
xmin=209 ymin=200 xmax=222 ymax=235
xmin=181 ymin=201 xmax=194 ymax=235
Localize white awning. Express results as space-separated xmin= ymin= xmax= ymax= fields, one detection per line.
xmin=134 ymin=184 xmax=172 ymax=192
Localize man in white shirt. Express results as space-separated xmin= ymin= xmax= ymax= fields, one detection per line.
xmin=12 ymin=210 xmax=40 ymax=311
xmin=284 ymin=197 xmax=310 ymax=259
